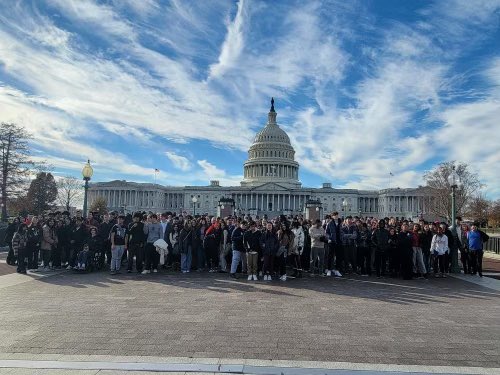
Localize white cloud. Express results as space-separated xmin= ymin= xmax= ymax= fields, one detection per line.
xmin=165 ymin=152 xmax=192 ymax=171
xmin=196 ymin=160 xmax=243 ymax=186
xmin=209 ymin=0 xmax=247 ymax=79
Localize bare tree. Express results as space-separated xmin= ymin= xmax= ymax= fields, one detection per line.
xmin=56 ymin=176 xmax=83 ymax=211
xmin=466 ymin=194 xmax=490 ymax=227
xmin=0 ymin=122 xmax=34 ymax=221
xmin=423 ymin=161 xmax=483 ymax=221
xmin=488 ymin=199 xmax=500 ymax=228
xmin=89 ymin=196 xmax=108 ymax=214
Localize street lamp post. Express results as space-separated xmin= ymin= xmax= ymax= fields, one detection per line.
xmin=81 ymin=160 xmax=93 ymax=219
xmin=448 ymin=165 xmax=461 ymax=273
xmin=192 ymin=196 xmax=198 ymax=216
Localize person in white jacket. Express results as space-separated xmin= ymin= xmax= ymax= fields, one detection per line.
xmin=430 ymin=226 xmax=449 ymax=278
xmin=291 ymin=221 xmax=305 ymax=277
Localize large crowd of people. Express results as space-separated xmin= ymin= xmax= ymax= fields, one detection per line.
xmin=4 ymin=210 xmax=490 ymax=281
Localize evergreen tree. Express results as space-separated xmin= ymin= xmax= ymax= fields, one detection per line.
xmin=26 ymin=172 xmax=58 ymax=214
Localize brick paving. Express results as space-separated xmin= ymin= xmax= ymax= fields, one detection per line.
xmin=0 ymin=270 xmax=499 ymax=369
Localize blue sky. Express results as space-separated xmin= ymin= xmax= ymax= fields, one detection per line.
xmin=1 ymin=0 xmax=499 ymax=198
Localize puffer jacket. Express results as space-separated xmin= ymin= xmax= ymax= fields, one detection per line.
xmin=11 ymin=232 xmax=27 ymax=256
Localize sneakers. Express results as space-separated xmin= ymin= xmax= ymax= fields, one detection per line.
xmin=326 ymin=270 xmax=332 ymax=277
xmin=247 ymin=275 xmax=253 ymax=281
xmin=153 ymin=269 xmax=158 ymax=273
xmin=264 ymin=274 xmax=270 ymax=281
xmin=141 ymin=269 xmax=151 ymax=274
xmin=77 ymin=263 xmax=81 ymax=269
xmin=127 ymin=269 xmax=132 ymax=273
xmin=334 ymin=270 xmax=342 ymax=277
xmin=81 ymin=263 xmax=85 ymax=270
xmin=66 ymin=265 xmax=72 ymax=270
xmin=252 ymin=274 xmax=258 ymax=281
xmin=280 ymin=275 xmax=287 ymax=281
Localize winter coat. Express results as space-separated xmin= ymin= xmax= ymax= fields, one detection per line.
xmin=179 ymin=227 xmax=193 ymax=254
xmin=431 ymin=233 xmax=449 ymax=255
xmin=243 ymin=230 xmax=261 ymax=253
xmin=325 ymin=219 xmax=342 ymax=244
xmin=371 ymin=228 xmax=389 ymax=252
xmin=259 ymin=230 xmax=279 ymax=256
xmin=41 ymin=225 xmax=58 ymax=251
xmin=309 ymin=226 xmax=326 ymax=248
xmin=291 ymin=227 xmax=304 ymax=255
xmin=11 ymin=231 xmax=27 ymax=256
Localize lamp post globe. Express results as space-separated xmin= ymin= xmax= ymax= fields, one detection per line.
xmin=81 ymin=160 xmax=93 ymax=219
xmin=447 ymin=165 xmax=461 ymax=273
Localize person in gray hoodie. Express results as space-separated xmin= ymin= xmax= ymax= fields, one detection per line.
xmin=142 ymin=214 xmax=162 ymax=274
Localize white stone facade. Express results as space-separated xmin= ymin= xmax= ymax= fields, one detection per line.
xmin=88 ymin=100 xmax=435 ymax=220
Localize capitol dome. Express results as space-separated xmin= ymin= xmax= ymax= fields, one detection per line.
xmin=241 ymin=98 xmax=301 ymax=188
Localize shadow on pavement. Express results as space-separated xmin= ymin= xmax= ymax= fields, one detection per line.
xmin=33 ymin=267 xmax=500 ymax=305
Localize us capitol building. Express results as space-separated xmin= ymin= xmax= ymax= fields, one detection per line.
xmin=88 ymin=99 xmax=434 ymax=220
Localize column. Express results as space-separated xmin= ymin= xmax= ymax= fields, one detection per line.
xmin=266 ymin=194 xmax=269 ymax=211
xmin=277 ymin=194 xmax=280 ymax=211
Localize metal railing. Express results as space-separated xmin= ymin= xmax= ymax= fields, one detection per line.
xmin=484 ymin=237 xmax=500 ymax=254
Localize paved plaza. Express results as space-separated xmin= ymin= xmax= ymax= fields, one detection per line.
xmin=0 ymin=253 xmax=500 ymax=375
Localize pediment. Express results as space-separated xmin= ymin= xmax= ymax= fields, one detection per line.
xmin=251 ymin=182 xmax=292 ymax=192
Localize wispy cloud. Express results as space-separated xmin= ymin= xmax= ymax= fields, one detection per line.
xmin=165 ymin=152 xmax=192 ymax=172
xmin=209 ymin=0 xmax=247 ymax=79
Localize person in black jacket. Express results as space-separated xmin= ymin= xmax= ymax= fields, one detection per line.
xmin=26 ymin=216 xmax=42 ymax=271
xmin=398 ymin=224 xmax=414 ymax=280
xmin=179 ymin=220 xmax=193 ymax=273
xmin=127 ymin=213 xmax=145 ymax=273
xmin=229 ymin=221 xmax=247 ymax=279
xmin=259 ymin=222 xmax=279 ymax=281
xmin=68 ymin=217 xmax=89 ymax=269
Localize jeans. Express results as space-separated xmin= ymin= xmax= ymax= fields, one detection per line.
xmin=358 ymin=246 xmax=371 ymax=275
xmin=412 ymin=247 xmax=427 ymax=274
xmin=77 ymin=250 xmax=90 ymax=267
xmin=310 ymin=246 xmax=325 ymax=274
xmin=230 ymin=250 xmax=245 ymax=274
xmin=195 ymin=243 xmax=205 ymax=270
xmin=434 ymin=254 xmax=445 ymax=274
xmin=16 ymin=247 xmax=26 ymax=272
xmin=219 ymin=244 xmax=230 ymax=271
xmin=111 ymin=245 xmax=125 ymax=271
xmin=326 ymin=242 xmax=339 ymax=270
xmin=26 ymin=244 xmax=39 ymax=269
xmin=262 ymin=254 xmax=274 ymax=275
xmin=423 ymin=251 xmax=431 ymax=273
xmin=127 ymin=243 xmax=144 ymax=272
xmin=247 ymin=252 xmax=258 ymax=275
xmin=469 ymin=250 xmax=483 ymax=275
xmin=276 ymin=253 xmax=287 ymax=276
xmin=41 ymin=249 xmax=51 ymax=268
xmin=374 ymin=251 xmax=386 ymax=277
xmin=181 ymin=245 xmax=192 ymax=272
xmin=144 ymin=243 xmax=159 ymax=271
